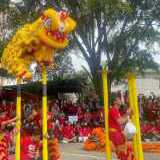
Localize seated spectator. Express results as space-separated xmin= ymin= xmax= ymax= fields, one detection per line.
xmin=77 ymin=106 xmax=84 ymax=122
xmin=51 ymin=101 xmax=60 ymax=118
xmin=141 ymin=121 xmax=154 ymax=134
xmin=7 ymin=101 xmax=16 ymax=118
xmin=145 ymin=100 xmax=156 ymax=122
xmin=61 ymin=121 xmax=76 ymax=143
xmin=67 ymin=100 xmax=76 ymax=115
xmin=48 ymin=112 xmax=54 ymax=130
xmin=58 ymin=113 xmax=65 ymax=126
xmin=91 ymin=111 xmax=99 ymax=121
xmin=84 ymin=109 xmax=92 ymax=124
xmin=21 ymin=130 xmax=41 ymax=160
xmin=0 ymin=100 xmax=8 ymax=112
xmin=78 ymin=123 xmax=91 ymax=142
xmin=0 ymin=111 xmax=10 ymax=124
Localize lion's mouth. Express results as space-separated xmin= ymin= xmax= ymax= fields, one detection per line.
xmin=46 ymin=30 xmax=67 ymax=42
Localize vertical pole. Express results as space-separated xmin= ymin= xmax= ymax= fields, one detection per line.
xmin=102 ymin=68 xmax=111 ymax=160
xmin=42 ymin=65 xmax=48 ymax=160
xmin=128 ymin=73 xmax=144 ymax=160
xmin=128 ymin=81 xmax=138 ymax=160
xmin=16 ymin=79 xmax=21 ymax=160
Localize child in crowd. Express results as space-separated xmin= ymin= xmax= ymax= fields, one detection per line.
xmin=77 ymin=106 xmax=84 ymax=122
xmin=78 ymin=123 xmax=91 ymax=142
xmin=58 ymin=113 xmax=65 ymax=126
xmin=62 ymin=121 xmax=76 ymax=143
xmin=84 ymin=109 xmax=91 ymax=124
xmin=21 ymin=130 xmax=41 ymax=160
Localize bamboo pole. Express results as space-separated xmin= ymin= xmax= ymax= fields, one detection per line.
xmin=42 ymin=65 xmax=48 ymax=160
xmin=128 ymin=73 xmax=144 ymax=160
xmin=15 ymin=78 xmax=21 ymax=160
xmin=102 ymin=68 xmax=111 ymax=160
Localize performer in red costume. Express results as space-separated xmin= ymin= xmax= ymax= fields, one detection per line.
xmin=109 ymin=96 xmax=135 ymax=160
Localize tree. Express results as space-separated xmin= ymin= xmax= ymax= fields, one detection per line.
xmin=0 ymin=1 xmax=53 ymax=55
xmin=33 ymin=53 xmax=75 ymax=81
xmin=57 ymin=0 xmax=160 ymax=97
xmin=47 ymin=53 xmax=75 ymax=80
xmin=1 ymin=0 xmax=160 ymax=99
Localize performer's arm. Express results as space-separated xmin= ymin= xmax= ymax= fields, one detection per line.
xmin=117 ymin=116 xmax=129 ymax=125
xmin=117 ymin=108 xmax=132 ymax=125
xmin=1 ymin=116 xmax=18 ymax=126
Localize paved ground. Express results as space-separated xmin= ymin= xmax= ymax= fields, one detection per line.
xmin=60 ymin=143 xmax=159 ymax=160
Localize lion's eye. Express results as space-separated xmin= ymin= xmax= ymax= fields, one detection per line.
xmin=44 ymin=18 xmax=52 ymax=30
xmin=59 ymin=22 xmax=65 ymax=32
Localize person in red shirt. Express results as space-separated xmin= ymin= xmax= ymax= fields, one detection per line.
xmin=0 ymin=100 xmax=7 ymax=112
xmin=21 ymin=131 xmax=41 ymax=160
xmin=62 ymin=121 xmax=76 ymax=143
xmin=145 ymin=100 xmax=156 ymax=122
xmin=7 ymin=101 xmax=16 ymax=118
xmin=84 ymin=110 xmax=91 ymax=124
xmin=54 ymin=122 xmax=62 ymax=140
xmin=59 ymin=113 xmax=65 ymax=126
xmin=79 ymin=123 xmax=91 ymax=142
xmin=109 ymin=96 xmax=135 ymax=160
xmin=77 ymin=107 xmax=84 ymax=122
xmin=48 ymin=112 xmax=54 ymax=130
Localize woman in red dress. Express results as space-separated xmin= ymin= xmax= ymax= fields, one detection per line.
xmin=109 ymin=97 xmax=135 ymax=160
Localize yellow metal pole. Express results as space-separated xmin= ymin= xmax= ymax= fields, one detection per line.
xmin=42 ymin=65 xmax=48 ymax=160
xmin=102 ymin=68 xmax=111 ymax=160
xmin=128 ymin=79 xmax=138 ymax=160
xmin=16 ymin=78 xmax=21 ymax=160
xmin=128 ymin=73 xmax=144 ymax=160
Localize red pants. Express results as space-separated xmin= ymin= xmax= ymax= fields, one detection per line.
xmin=110 ymin=128 xmax=135 ymax=160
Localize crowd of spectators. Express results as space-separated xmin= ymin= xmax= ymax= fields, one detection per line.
xmin=0 ymin=92 xmax=160 ymax=159
xmin=138 ymin=94 xmax=160 ymax=141
xmin=23 ymin=98 xmax=104 ymax=143
xmin=0 ymin=96 xmax=104 ymax=159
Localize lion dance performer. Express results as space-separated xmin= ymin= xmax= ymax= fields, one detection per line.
xmin=1 ymin=8 xmax=76 ymax=80
xmin=109 ymin=96 xmax=135 ymax=160
xmin=1 ymin=7 xmax=76 ymax=160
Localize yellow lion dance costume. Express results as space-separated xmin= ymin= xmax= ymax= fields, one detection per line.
xmin=1 ymin=8 xmax=76 ymax=80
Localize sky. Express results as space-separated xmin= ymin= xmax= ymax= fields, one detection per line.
xmin=71 ymin=53 xmax=88 ymax=71
xmin=153 ymin=55 xmax=160 ymax=64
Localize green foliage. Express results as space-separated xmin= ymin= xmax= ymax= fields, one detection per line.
xmin=47 ymin=53 xmax=75 ymax=80
xmin=0 ymin=0 xmax=10 ymax=11
xmin=57 ymin=0 xmax=160 ymax=98
xmin=0 ymin=40 xmax=5 ymax=57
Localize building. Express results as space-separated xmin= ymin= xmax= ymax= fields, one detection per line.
xmin=111 ymin=70 xmax=160 ymax=96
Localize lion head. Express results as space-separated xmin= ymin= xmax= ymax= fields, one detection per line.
xmin=36 ymin=8 xmax=76 ymax=49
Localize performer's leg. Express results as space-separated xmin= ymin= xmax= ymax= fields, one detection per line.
xmin=110 ymin=131 xmax=135 ymax=160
